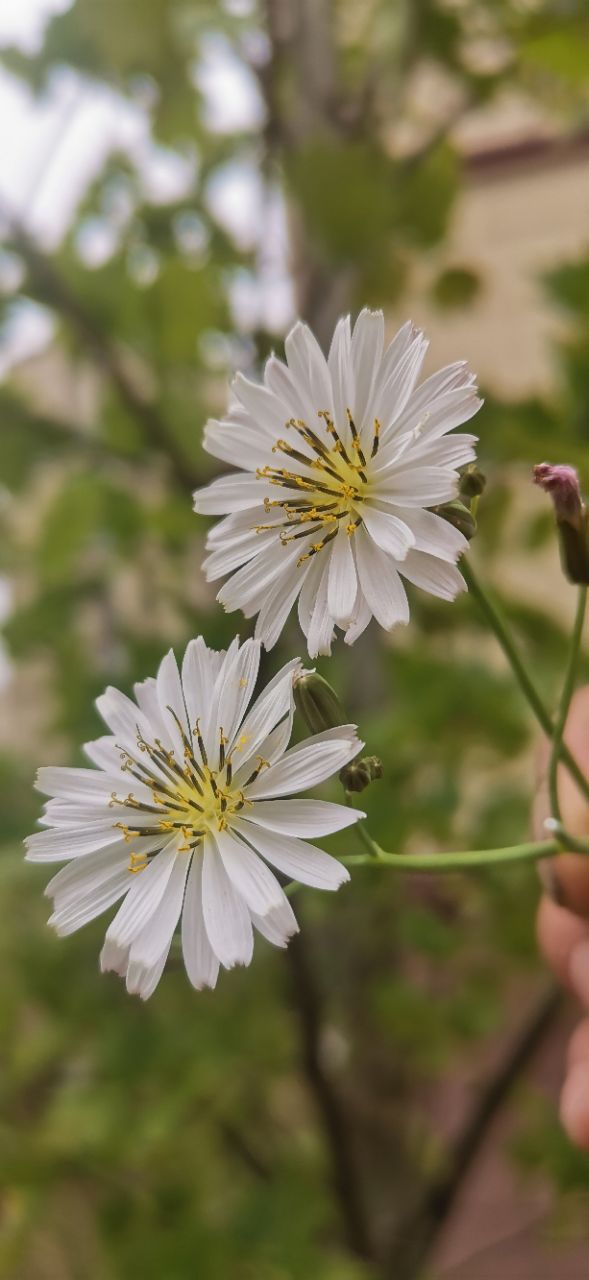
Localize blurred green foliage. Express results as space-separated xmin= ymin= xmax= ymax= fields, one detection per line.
xmin=2 ymin=0 xmax=589 ymax=1276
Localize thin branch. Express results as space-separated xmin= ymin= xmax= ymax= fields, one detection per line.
xmin=384 ymin=982 xmax=561 ymax=1280
xmin=1 ymin=209 xmax=197 ymax=494
xmin=285 ymin=929 xmax=375 ymax=1263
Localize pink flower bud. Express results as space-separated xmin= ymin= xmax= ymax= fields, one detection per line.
xmin=533 ymin=463 xmax=583 ymax=525
xmin=533 ymin=462 xmax=589 ymax=583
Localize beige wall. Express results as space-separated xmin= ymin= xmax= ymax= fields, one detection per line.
xmin=394 ymin=152 xmax=589 ymax=397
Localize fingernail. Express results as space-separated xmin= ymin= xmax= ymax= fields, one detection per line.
xmin=569 ymin=938 xmax=589 ymax=1005
xmin=538 ymin=859 xmax=567 ymax=907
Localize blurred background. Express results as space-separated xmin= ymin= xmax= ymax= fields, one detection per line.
xmin=2 ymin=1 xmax=589 ymax=1277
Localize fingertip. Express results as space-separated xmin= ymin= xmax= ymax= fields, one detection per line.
xmin=560 ymin=1062 xmax=589 ymax=1151
xmin=551 ymin=853 xmax=589 ymax=917
xmin=569 ymin=938 xmax=589 ymax=1007
xmin=536 ymin=895 xmax=589 ymax=989
xmin=567 ymin=1017 xmax=589 ymax=1069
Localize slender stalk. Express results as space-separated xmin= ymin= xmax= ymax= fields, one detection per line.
xmin=548 ymin=585 xmax=587 ymax=821
xmin=344 ymin=792 xmax=383 ymax=858
xmin=462 ymin=557 xmax=589 ymax=804
xmin=341 ymin=838 xmax=562 ymax=873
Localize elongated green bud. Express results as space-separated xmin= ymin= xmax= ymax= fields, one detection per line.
xmin=294 ymin=670 xmax=348 ymax=734
xmin=432 ymin=499 xmax=477 ymax=541
xmin=340 ymin=755 xmax=383 ymax=793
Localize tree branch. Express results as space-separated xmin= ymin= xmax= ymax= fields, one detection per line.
xmin=285 ymin=930 xmax=375 ymax=1263
xmin=385 ymin=982 xmax=562 ymax=1280
xmin=2 ymin=211 xmax=197 ymax=494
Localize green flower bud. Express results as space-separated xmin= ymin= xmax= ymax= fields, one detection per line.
xmin=294 ymin=671 xmax=348 ymax=735
xmin=340 ymin=755 xmax=383 ymax=793
xmin=432 ymin=499 xmax=477 ymax=541
xmin=459 ymin=464 xmax=486 ymax=499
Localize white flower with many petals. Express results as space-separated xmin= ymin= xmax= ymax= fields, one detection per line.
xmin=25 ymin=638 xmax=362 ymax=999
xmin=193 ymin=311 xmax=482 ymax=656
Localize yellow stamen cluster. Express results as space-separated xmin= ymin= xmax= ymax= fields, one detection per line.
xmin=254 ymin=409 xmax=380 ymax=564
xmin=109 ymin=714 xmax=269 ymax=874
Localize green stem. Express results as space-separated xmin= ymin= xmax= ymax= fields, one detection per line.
xmin=341 ymin=838 xmax=563 ymax=873
xmin=548 ymin=585 xmax=587 ymax=822
xmin=462 ymin=557 xmax=589 ymax=804
xmin=345 ymin=792 xmax=383 ymax=858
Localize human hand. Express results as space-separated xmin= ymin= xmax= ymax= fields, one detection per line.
xmin=534 ymin=686 xmax=589 ymax=1151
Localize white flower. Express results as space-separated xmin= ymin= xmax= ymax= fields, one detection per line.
xmin=193 ymin=310 xmax=482 ymax=656
xmin=25 ymin=638 xmax=362 ymax=999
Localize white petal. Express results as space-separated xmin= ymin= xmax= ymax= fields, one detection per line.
xmin=45 ymin=843 xmax=128 ymax=902
xmin=35 ymin=766 xmax=138 ymax=804
xmin=100 ymin=937 xmax=129 ymax=977
xmin=232 ymin=370 xmax=285 ymax=435
xmin=216 ymin=638 xmax=260 ymax=754
xmin=327 ymin=532 xmax=357 ymax=626
xmin=104 ymin=840 xmax=180 ymax=949
xmin=399 ymin=550 xmax=466 ymax=601
xmin=201 ymin=832 xmax=254 ymax=969
xmin=255 ymin=560 xmax=308 ymax=650
xmin=83 ymin=736 xmax=121 ymax=771
xmin=246 ymin=726 xmax=362 ymax=799
xmin=243 ymin=798 xmax=362 ymax=837
xmin=203 ymin=417 xmax=271 ymax=470
xmin=229 ymin=658 xmax=300 ymax=775
xmin=216 ymin=827 xmax=286 ymax=916
xmin=343 ymin=593 xmax=372 ymax=646
xmin=350 ymin=308 xmax=385 ymax=426
xmin=359 ymin=503 xmax=415 ymax=561
xmin=251 ymin=898 xmax=299 ymax=947
xmin=391 ymin=506 xmax=466 ymax=563
xmin=203 ymin=526 xmax=275 ymax=581
xmin=181 ymin=853 xmax=220 ymax=990
xmin=355 ymin=529 xmax=409 ymax=630
xmin=181 ymin=637 xmax=217 ymax=759
xmin=218 ymin=539 xmax=303 ymax=614
xmin=128 ymin=852 xmax=190 ymax=968
xmin=297 ymin=552 xmax=325 ymax=640
xmin=125 ymin=944 xmax=171 ymax=1000
xmin=376 ymin=332 xmax=429 ymax=432
xmin=411 ymin=433 xmax=477 ymax=470
xmin=46 ymin=844 xmax=132 ymax=935
xmin=231 ymin=819 xmax=350 ymax=890
xmin=25 ymin=825 xmax=125 ymax=863
xmin=327 ymin=314 xmax=353 ymax=438
xmin=307 ymin=559 xmax=335 ymax=659
xmin=156 ymin=648 xmax=190 ymax=760
xmin=375 ymin=465 xmax=458 ymax=507
xmin=133 ymin=676 xmax=173 ymax=750
xmin=95 ymin=687 xmax=156 ymax=761
xmin=284 ymin=320 xmax=333 ymax=419
xmin=193 ymin=473 xmax=262 ymax=515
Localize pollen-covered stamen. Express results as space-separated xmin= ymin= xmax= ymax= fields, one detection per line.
xmin=346 ymin=410 xmax=368 ymax=475
xmin=193 ymin=718 xmax=208 ymax=767
xmin=371 ymin=417 xmax=381 ymax=459
xmin=128 ymin=850 xmax=150 ymax=874
xmin=297 ymin=525 xmax=339 ymax=565
xmin=254 ymin=403 xmax=374 ymax=563
xmin=243 ymin=756 xmax=271 ymax=787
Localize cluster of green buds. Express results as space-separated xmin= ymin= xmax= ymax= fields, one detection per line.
xmin=294 ymin=671 xmax=383 ymax=794
xmin=432 ymin=464 xmax=486 ymax=541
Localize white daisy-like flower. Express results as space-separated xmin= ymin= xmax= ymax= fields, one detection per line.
xmin=25 ymin=638 xmax=362 ymax=999
xmin=193 ymin=310 xmax=482 ymax=656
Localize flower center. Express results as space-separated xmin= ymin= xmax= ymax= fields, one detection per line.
xmin=255 ymin=409 xmax=380 ymax=564
xmin=109 ymin=717 xmax=267 ymax=874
